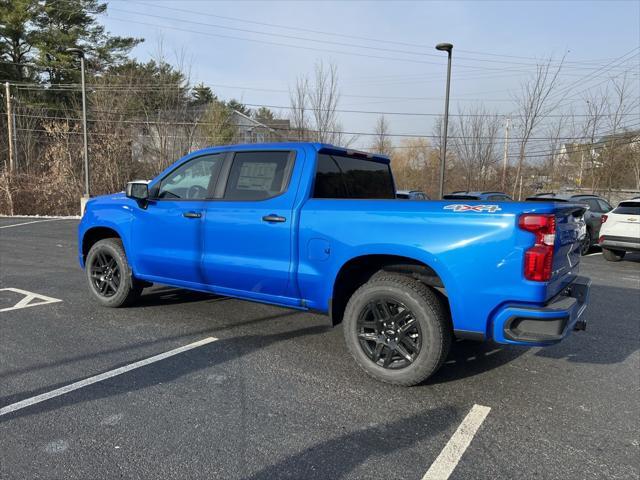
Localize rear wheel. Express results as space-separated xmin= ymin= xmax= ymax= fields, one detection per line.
xmin=86 ymin=238 xmax=142 ymax=307
xmin=602 ymin=248 xmax=626 ymax=262
xmin=580 ymin=229 xmax=592 ymax=255
xmin=343 ymin=273 xmax=451 ymax=386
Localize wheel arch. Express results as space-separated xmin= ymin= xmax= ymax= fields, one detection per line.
xmin=329 ymin=253 xmax=450 ymax=326
xmin=82 ymin=226 xmax=123 ymax=263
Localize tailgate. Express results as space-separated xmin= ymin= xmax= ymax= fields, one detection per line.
xmin=547 ymin=204 xmax=586 ymax=299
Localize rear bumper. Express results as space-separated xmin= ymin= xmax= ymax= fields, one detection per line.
xmin=491 ymin=276 xmax=591 ymax=346
xmin=599 ymin=235 xmax=640 ymax=252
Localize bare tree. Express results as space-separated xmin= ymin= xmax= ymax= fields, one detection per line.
xmin=580 ymin=90 xmax=608 ymax=190
xmin=289 ymin=76 xmax=309 ymax=141
xmin=371 ymin=115 xmax=393 ymax=156
xmin=290 ymin=61 xmax=345 ymax=145
xmin=451 ymin=106 xmax=501 ymax=190
xmin=544 ymin=113 xmax=568 ymax=189
xmin=513 ymin=57 xmax=564 ymax=198
xmin=309 ymin=61 xmax=340 ymax=144
xmin=602 ymin=75 xmax=634 ymax=196
xmin=392 ymin=138 xmax=439 ymax=195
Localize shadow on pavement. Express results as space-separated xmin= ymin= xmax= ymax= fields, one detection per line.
xmin=1 ymin=325 xmax=330 ymax=421
xmin=535 ymin=283 xmax=639 ymax=364
xmin=427 ymin=340 xmax=527 ymax=385
xmin=132 ymin=286 xmax=227 ymax=308
xmin=244 ymin=406 xmax=457 ymax=480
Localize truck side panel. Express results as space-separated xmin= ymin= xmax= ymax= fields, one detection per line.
xmin=298 ymin=199 xmax=558 ymax=335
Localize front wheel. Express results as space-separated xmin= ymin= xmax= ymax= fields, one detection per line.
xmin=86 ymin=238 xmax=142 ymax=307
xmin=343 ymin=273 xmax=452 ymax=386
xmin=602 ymin=248 xmax=626 ymax=262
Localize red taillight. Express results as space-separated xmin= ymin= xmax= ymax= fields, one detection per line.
xmin=601 ymin=215 xmax=608 ymax=223
xmin=519 ymin=214 xmax=556 ymax=282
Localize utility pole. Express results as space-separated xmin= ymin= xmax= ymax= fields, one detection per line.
xmin=518 ymin=175 xmax=523 ymax=201
xmin=12 ymin=106 xmax=18 ymax=170
xmin=79 ymin=54 xmax=89 ymax=197
xmin=578 ymin=151 xmax=584 ymax=187
xmin=5 ymin=82 xmax=14 ymax=173
xmin=501 ymin=117 xmax=511 ymax=191
xmin=66 ymin=48 xmax=89 ymax=197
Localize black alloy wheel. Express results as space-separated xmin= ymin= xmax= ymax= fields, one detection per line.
xmin=356 ymin=298 xmax=422 ymax=369
xmin=90 ymin=250 xmax=121 ymax=297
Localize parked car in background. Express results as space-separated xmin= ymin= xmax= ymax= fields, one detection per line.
xmin=443 ymin=191 xmax=513 ymax=201
xmin=526 ymin=193 xmax=613 ymax=255
xmin=598 ymin=199 xmax=640 ymax=261
xmin=396 ymin=190 xmax=429 ymax=200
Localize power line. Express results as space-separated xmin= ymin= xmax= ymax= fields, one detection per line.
xmin=7 ymin=80 xmax=639 ymax=119
xmin=108 ymin=1 xmax=636 ymax=70
xmin=546 ymin=48 xmax=640 ymax=106
xmin=14 ymin=111 xmax=639 ymax=142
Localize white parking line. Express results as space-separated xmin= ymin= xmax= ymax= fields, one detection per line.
xmin=422 ymin=404 xmax=491 ymax=480
xmin=0 ymin=218 xmax=65 ymax=229
xmin=0 ymin=337 xmax=218 ymax=416
xmin=0 ymin=288 xmax=62 ymax=313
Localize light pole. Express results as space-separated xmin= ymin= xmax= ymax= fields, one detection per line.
xmin=66 ymin=48 xmax=89 ymax=199
xmin=435 ymin=42 xmax=453 ymax=199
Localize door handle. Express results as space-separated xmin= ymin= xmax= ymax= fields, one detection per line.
xmin=262 ymin=214 xmax=286 ymax=223
xmin=183 ymin=211 xmax=202 ymax=219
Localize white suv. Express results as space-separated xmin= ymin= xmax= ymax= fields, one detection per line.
xmin=598 ymin=200 xmax=640 ymax=261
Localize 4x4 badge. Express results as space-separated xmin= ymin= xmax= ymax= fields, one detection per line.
xmin=444 ymin=204 xmax=502 ymax=213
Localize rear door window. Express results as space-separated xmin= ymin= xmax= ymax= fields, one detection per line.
xmin=583 ymin=198 xmax=602 ymax=212
xmin=224 ymin=151 xmax=292 ymax=201
xmin=597 ymin=199 xmax=612 ymax=212
xmin=313 ymin=154 xmax=395 ymax=199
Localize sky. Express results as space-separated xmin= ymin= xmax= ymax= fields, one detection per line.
xmin=100 ymin=0 xmax=640 ymax=151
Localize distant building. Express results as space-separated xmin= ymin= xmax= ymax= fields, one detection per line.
xmin=230 ymin=110 xmax=290 ymax=144
xmin=131 ymin=108 xmax=291 ymax=164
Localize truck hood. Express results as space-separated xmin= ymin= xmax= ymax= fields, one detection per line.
xmin=85 ymin=192 xmax=129 ymax=211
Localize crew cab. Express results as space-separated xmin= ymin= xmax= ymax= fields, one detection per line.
xmin=79 ymin=143 xmax=591 ymax=386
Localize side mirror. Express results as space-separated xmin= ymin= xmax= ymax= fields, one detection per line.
xmin=126 ymin=181 xmax=149 ymax=201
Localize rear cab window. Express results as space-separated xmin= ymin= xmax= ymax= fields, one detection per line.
xmin=313 ymin=153 xmax=395 ymax=199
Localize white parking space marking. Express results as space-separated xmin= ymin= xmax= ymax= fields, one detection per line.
xmin=0 ymin=218 xmax=65 ymax=229
xmin=0 ymin=288 xmax=62 ymax=313
xmin=422 ymin=404 xmax=491 ymax=480
xmin=0 ymin=337 xmax=218 ymax=417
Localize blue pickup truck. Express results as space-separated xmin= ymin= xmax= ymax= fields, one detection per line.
xmin=79 ymin=143 xmax=591 ymax=385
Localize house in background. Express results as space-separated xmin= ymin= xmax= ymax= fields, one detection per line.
xmin=131 ymin=109 xmax=291 ymax=165
xmin=230 ymin=110 xmax=290 ymax=144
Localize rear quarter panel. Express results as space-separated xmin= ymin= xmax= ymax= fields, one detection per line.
xmin=298 ymin=200 xmax=558 ymax=335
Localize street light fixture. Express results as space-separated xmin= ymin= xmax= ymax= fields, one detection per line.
xmin=66 ymin=48 xmax=90 ymax=200
xmin=435 ymin=42 xmax=453 ymax=199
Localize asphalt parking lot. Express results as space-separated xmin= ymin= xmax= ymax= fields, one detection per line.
xmin=1 ymin=217 xmax=639 ymax=480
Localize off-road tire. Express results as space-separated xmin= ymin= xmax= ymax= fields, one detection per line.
xmin=343 ymin=273 xmax=452 ymax=386
xmin=86 ymin=238 xmax=143 ymax=307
